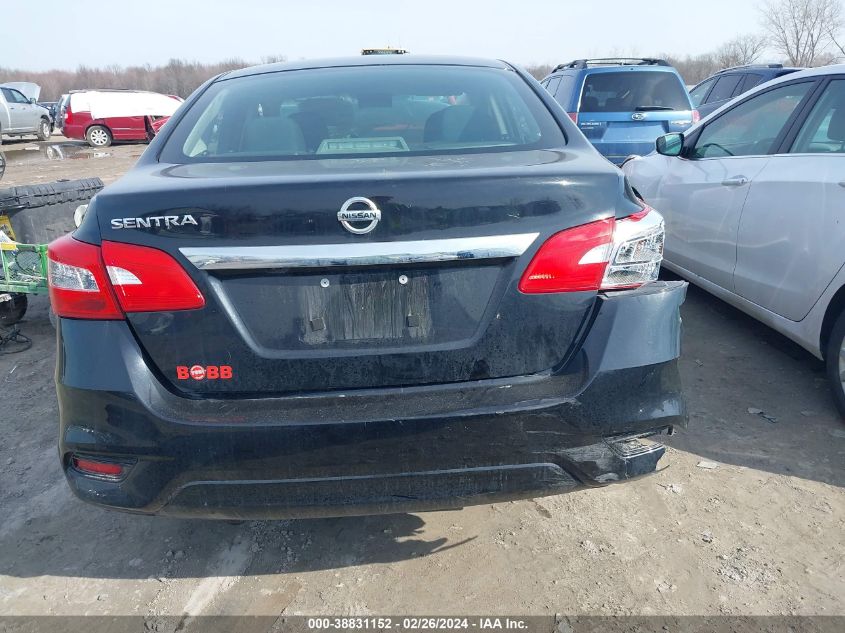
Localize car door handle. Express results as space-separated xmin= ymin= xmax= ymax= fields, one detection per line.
xmin=722 ymin=177 xmax=749 ymax=187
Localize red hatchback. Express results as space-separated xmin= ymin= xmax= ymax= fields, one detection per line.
xmin=62 ymin=89 xmax=182 ymax=147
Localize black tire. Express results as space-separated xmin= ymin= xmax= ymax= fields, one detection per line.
xmin=0 ymin=293 xmax=28 ymax=326
xmin=0 ymin=151 xmax=5 ymax=181
xmin=36 ymin=118 xmax=51 ymax=142
xmin=0 ymin=178 xmax=104 ymax=213
xmin=826 ymin=309 xmax=845 ymax=419
xmin=86 ymin=125 xmax=112 ymax=148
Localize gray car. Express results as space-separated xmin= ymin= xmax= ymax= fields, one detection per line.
xmin=624 ymin=64 xmax=845 ymax=417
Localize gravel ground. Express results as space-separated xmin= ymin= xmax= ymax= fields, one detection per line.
xmin=0 ymin=139 xmax=842 ymax=624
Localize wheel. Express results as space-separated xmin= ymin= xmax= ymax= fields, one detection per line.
xmin=0 ymin=150 xmax=5 ymax=181
xmin=36 ymin=118 xmax=51 ymax=142
xmin=86 ymin=125 xmax=112 ymax=148
xmin=826 ymin=309 xmax=845 ymax=418
xmin=0 ymin=293 xmax=28 ymax=326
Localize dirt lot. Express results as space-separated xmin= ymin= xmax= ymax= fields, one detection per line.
xmin=1 ymin=135 xmax=144 ymax=187
xmin=0 ymin=137 xmax=843 ymax=623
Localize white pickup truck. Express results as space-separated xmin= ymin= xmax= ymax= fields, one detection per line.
xmin=0 ymin=82 xmax=51 ymax=144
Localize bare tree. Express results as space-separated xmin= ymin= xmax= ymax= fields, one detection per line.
xmin=761 ymin=0 xmax=843 ymax=66
xmin=825 ymin=7 xmax=845 ymax=58
xmin=0 ymin=58 xmax=254 ymax=101
xmin=714 ymin=34 xmax=770 ymax=68
xmin=662 ymin=53 xmax=720 ymax=85
xmin=524 ymin=63 xmax=554 ymax=80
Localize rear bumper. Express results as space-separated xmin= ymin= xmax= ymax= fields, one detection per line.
xmin=57 ymin=281 xmax=688 ymax=519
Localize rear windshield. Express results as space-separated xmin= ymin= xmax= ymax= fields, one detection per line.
xmin=578 ymin=71 xmax=691 ymax=112
xmin=161 ymin=65 xmax=565 ymax=163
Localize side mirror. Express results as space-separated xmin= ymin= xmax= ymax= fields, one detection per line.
xmin=29 ymin=97 xmax=37 ymax=104
xmin=656 ymin=133 xmax=684 ymax=157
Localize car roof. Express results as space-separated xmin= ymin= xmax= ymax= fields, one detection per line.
xmin=68 ymin=89 xmax=166 ymax=94
xmin=713 ymin=67 xmax=802 ymax=77
xmin=221 ymin=55 xmax=513 ymax=81
xmin=713 ymin=64 xmax=802 ymax=75
xmin=574 ymin=65 xmax=678 ymax=74
xmin=550 ymin=65 xmax=678 ymax=77
xmin=769 ymin=63 xmax=845 ymax=80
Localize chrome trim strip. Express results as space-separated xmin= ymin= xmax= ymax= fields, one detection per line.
xmin=181 ymin=233 xmax=539 ymax=270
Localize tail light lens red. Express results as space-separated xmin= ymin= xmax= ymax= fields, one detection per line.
xmin=567 ymin=112 xmax=578 ymax=124
xmin=519 ymin=207 xmax=664 ymax=294
xmin=101 ymin=241 xmax=205 ymax=312
xmin=518 ymin=218 xmax=614 ymax=293
xmin=692 ymin=109 xmax=701 ymax=124
xmin=48 ymin=235 xmax=204 ymax=319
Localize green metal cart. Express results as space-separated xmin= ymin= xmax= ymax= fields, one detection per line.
xmin=0 ymin=239 xmax=48 ymax=326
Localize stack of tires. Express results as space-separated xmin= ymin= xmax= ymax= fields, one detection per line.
xmin=0 ymin=178 xmax=103 ymax=325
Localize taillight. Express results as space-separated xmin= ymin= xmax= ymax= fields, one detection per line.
xmin=101 ymin=241 xmax=205 ymax=312
xmin=518 ymin=218 xmax=614 ymax=293
xmin=518 ymin=207 xmax=665 ymax=294
xmin=692 ymin=109 xmax=700 ymax=124
xmin=48 ymin=235 xmax=205 ymax=319
xmin=601 ymin=207 xmax=664 ymax=289
xmin=567 ymin=112 xmax=578 ymax=124
xmin=48 ymin=235 xmax=122 ymax=319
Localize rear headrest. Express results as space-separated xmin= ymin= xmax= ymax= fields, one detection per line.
xmin=827 ymin=108 xmax=845 ymax=142
xmin=298 ymin=97 xmax=354 ymax=124
xmin=241 ymin=116 xmax=306 ymax=153
xmin=423 ymin=105 xmax=475 ymax=143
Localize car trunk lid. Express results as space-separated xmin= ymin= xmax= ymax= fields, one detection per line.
xmin=92 ymin=150 xmax=622 ymax=395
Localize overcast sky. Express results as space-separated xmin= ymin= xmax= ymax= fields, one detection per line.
xmin=7 ymin=0 xmax=765 ymax=71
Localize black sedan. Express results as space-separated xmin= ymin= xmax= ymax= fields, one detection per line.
xmin=48 ymin=56 xmax=687 ymax=519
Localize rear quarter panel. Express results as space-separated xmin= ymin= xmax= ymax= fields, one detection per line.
xmin=63 ymin=111 xmax=93 ymax=140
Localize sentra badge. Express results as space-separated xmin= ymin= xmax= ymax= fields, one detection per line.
xmin=111 ymin=214 xmax=198 ymax=230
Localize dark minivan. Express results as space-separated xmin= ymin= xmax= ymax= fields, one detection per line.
xmin=689 ymin=63 xmax=803 ymax=118
xmin=49 ymin=56 xmax=687 ymax=519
